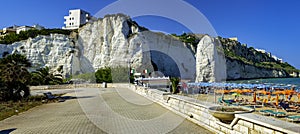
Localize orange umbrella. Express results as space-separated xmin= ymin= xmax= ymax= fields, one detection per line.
xmin=230 ymin=89 xmax=243 ymax=94
xmin=241 ymin=89 xmax=253 ymax=94
xmin=272 ymin=91 xmax=285 ymax=95
xmin=285 ymin=90 xmax=297 ymax=95
xmin=256 ymin=90 xmax=270 ymax=95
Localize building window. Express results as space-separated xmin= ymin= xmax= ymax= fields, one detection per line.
xmin=70 ymin=18 xmax=71 ymax=20
xmin=69 ymin=23 xmax=71 ymax=26
xmin=69 ymin=12 xmax=72 ymax=15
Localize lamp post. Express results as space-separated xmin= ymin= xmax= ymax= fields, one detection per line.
xmin=128 ymin=59 xmax=133 ymax=87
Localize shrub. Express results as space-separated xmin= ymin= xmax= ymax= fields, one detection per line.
xmin=170 ymin=77 xmax=180 ymax=94
xmin=0 ymin=29 xmax=72 ymax=44
xmin=0 ymin=54 xmax=32 ymax=101
xmin=95 ymin=67 xmax=112 ymax=83
xmin=95 ymin=66 xmax=134 ymax=83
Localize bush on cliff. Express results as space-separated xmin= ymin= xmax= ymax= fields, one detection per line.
xmin=0 ymin=29 xmax=72 ymax=44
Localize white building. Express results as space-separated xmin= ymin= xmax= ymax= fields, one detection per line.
xmin=16 ymin=26 xmax=33 ymax=34
xmin=62 ymin=9 xmax=96 ymax=30
xmin=2 ymin=24 xmax=45 ymax=35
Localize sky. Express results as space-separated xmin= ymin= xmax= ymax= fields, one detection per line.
xmin=1 ymin=0 xmax=299 ymax=69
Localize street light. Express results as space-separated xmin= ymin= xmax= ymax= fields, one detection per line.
xmin=128 ymin=59 xmax=133 ymax=87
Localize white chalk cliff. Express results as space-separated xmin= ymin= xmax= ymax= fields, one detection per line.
xmin=0 ymin=14 xmax=290 ymax=81
xmin=195 ymin=35 xmax=227 ymax=82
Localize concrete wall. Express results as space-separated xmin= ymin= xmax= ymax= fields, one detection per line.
xmin=126 ymin=85 xmax=300 ymax=134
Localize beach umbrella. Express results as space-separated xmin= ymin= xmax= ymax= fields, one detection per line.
xmin=253 ymin=92 xmax=256 ymax=103
xmin=285 ymin=90 xmax=297 ymax=95
xmin=256 ymin=90 xmax=270 ymax=95
xmin=242 ymin=89 xmax=252 ymax=93
xmin=276 ymin=94 xmax=279 ymax=106
xmin=230 ymin=89 xmax=243 ymax=94
xmin=272 ymin=91 xmax=285 ymax=95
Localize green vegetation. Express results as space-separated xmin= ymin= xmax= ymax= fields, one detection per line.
xmin=95 ymin=67 xmax=112 ymax=83
xmin=171 ymin=33 xmax=199 ymax=47
xmin=30 ymin=67 xmax=63 ymax=86
xmin=170 ymin=77 xmax=180 ymax=94
xmin=0 ymin=29 xmax=72 ymax=44
xmin=95 ymin=66 xmax=134 ymax=83
xmin=171 ymin=33 xmax=299 ymax=74
xmin=72 ymin=73 xmax=96 ymax=83
xmin=0 ymin=95 xmax=44 ymax=121
xmin=219 ymin=37 xmax=299 ymax=73
xmin=0 ymin=54 xmax=32 ymax=101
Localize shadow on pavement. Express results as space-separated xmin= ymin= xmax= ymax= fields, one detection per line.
xmin=0 ymin=128 xmax=16 ymax=134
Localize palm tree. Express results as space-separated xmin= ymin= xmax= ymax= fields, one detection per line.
xmin=31 ymin=67 xmax=63 ymax=85
xmin=0 ymin=54 xmax=31 ymax=101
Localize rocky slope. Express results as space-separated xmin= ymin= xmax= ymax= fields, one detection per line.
xmin=0 ymin=14 xmax=296 ymax=81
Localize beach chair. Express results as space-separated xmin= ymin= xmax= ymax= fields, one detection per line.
xmin=270 ymin=111 xmax=286 ymax=117
xmin=286 ymin=115 xmax=300 ymax=122
xmin=218 ymin=97 xmax=237 ymax=106
xmin=259 ymin=109 xmax=274 ymax=116
xmin=259 ymin=109 xmax=286 ymax=117
xmin=43 ymin=92 xmax=65 ymax=102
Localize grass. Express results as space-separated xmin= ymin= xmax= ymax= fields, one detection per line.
xmin=0 ymin=94 xmax=63 ymax=121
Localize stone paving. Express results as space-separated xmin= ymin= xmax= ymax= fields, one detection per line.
xmin=0 ymin=87 xmax=212 ymax=134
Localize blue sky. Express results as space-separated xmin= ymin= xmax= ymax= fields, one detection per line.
xmin=1 ymin=0 xmax=299 ymax=69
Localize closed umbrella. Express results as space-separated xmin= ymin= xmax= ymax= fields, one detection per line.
xmin=276 ymin=94 xmax=279 ymax=106
xmin=253 ymin=92 xmax=256 ymax=103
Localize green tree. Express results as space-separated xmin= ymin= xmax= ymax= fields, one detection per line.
xmin=95 ymin=67 xmax=112 ymax=83
xmin=0 ymin=54 xmax=32 ymax=101
xmin=30 ymin=67 xmax=63 ymax=85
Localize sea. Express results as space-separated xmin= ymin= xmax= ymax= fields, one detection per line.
xmin=230 ymin=78 xmax=300 ymax=90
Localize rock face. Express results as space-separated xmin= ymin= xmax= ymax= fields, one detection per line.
xmin=195 ymin=35 xmax=227 ymax=82
xmin=0 ymin=34 xmax=76 ymax=77
xmin=0 ymin=14 xmax=292 ymax=81
xmin=226 ymin=59 xmax=288 ymax=80
xmin=78 ymin=14 xmax=195 ymax=79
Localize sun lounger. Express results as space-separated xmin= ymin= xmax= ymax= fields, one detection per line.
xmin=259 ymin=110 xmax=274 ymax=116
xmin=286 ymin=115 xmax=300 ymax=122
xmin=218 ymin=97 xmax=238 ymax=106
xmin=270 ymin=111 xmax=286 ymax=117
xmin=259 ymin=110 xmax=286 ymax=117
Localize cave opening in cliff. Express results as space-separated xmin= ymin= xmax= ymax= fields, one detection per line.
xmin=150 ymin=50 xmax=180 ymax=78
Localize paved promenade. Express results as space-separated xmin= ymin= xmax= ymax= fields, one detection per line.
xmin=0 ymin=87 xmax=212 ymax=134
